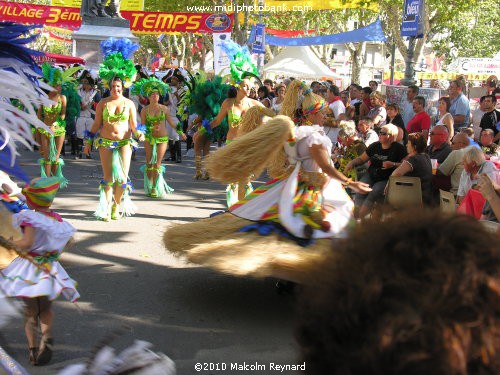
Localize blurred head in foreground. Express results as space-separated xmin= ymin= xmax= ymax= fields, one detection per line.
xmin=296 ymin=210 xmax=500 ymax=375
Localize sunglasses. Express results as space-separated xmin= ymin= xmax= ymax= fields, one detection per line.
xmin=379 ymin=132 xmax=389 ymax=136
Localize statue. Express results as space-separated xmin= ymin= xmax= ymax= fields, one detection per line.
xmin=80 ymin=0 xmax=125 ymax=20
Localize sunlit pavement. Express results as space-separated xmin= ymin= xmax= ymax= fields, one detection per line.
xmin=4 ymin=144 xmax=297 ymax=374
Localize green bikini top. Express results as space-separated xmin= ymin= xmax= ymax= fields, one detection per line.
xmin=145 ymin=112 xmax=166 ymax=127
xmin=228 ymin=104 xmax=241 ymax=128
xmin=103 ymin=102 xmax=129 ymax=124
xmin=43 ymin=100 xmax=62 ymax=115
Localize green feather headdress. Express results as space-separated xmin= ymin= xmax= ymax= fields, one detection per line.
xmin=99 ymin=38 xmax=139 ymax=88
xmin=131 ymin=77 xmax=170 ymax=97
xmin=219 ymin=40 xmax=260 ymax=86
xmin=41 ymin=62 xmax=63 ymax=86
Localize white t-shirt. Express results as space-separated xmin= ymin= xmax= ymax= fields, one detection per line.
xmin=328 ymin=100 xmax=346 ymax=119
xmin=457 ymin=160 xmax=500 ymax=198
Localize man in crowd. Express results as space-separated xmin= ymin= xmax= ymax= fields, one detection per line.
xmin=426 ymin=125 xmax=451 ymax=163
xmin=263 ymin=79 xmax=276 ymax=99
xmin=479 ymin=129 xmax=499 ymax=157
xmin=401 ymin=85 xmax=419 ymax=126
xmin=471 ymin=95 xmax=488 ymax=142
xmin=448 ymin=78 xmax=470 ymax=133
xmin=357 ymin=117 xmax=378 ymax=147
xmin=311 ymin=81 xmax=321 ymax=95
xmin=368 ymin=80 xmax=378 ymax=92
xmin=479 ymin=94 xmax=499 ymax=140
xmin=327 ymin=85 xmax=346 ymax=120
xmin=406 ymin=96 xmax=431 ymax=141
xmin=437 ymin=132 xmax=470 ymax=196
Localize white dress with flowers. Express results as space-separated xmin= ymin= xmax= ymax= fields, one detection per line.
xmin=0 ymin=210 xmax=79 ymax=302
xmin=230 ymin=125 xmax=354 ymax=238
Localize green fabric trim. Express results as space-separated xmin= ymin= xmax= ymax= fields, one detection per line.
xmin=94 ymin=137 xmax=137 ymax=150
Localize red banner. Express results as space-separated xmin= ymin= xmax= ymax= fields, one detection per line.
xmin=0 ymin=1 xmax=233 ymax=34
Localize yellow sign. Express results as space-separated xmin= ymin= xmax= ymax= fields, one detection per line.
xmin=383 ymin=71 xmax=492 ymax=82
xmin=51 ymin=0 xmax=144 ymax=11
xmin=257 ymin=0 xmax=378 ymax=12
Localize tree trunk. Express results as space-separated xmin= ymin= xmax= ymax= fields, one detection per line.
xmin=350 ymin=42 xmax=366 ymax=84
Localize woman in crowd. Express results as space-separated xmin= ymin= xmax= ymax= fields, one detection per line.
xmin=37 ymin=64 xmax=68 ymax=184
xmin=133 ymin=77 xmax=184 ymax=198
xmin=344 ymin=123 xmax=407 ymax=219
xmin=83 ymin=38 xmax=143 ymax=221
xmin=386 ymin=103 xmax=407 ymax=144
xmin=257 ymin=85 xmax=272 ymax=108
xmin=388 ymin=132 xmax=433 ymax=205
xmin=367 ymin=91 xmax=386 ymax=131
xmin=76 ymin=76 xmax=100 ymax=159
xmin=270 ymin=83 xmax=286 ymax=114
xmin=435 ymin=96 xmax=454 ymax=141
xmin=457 ymin=146 xmax=500 ymax=204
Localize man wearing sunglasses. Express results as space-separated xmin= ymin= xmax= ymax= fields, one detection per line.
xmin=426 ymin=125 xmax=451 ymax=164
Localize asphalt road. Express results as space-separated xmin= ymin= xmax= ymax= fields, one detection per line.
xmin=2 ymin=144 xmax=299 ymax=374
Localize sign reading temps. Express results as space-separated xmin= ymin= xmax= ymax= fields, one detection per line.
xmin=401 ymin=0 xmax=425 ymax=38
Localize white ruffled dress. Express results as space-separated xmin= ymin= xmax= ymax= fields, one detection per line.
xmin=230 ymin=125 xmax=354 ymax=239
xmin=0 ymin=210 xmax=79 ymax=302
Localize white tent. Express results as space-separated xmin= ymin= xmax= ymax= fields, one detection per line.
xmin=263 ymin=46 xmax=341 ymax=80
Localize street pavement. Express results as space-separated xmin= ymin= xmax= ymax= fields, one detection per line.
xmin=2 ymin=144 xmax=299 ymax=374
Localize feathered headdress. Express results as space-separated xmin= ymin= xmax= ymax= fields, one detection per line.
xmin=0 ymin=22 xmax=52 ymax=182
xmin=131 ymin=77 xmax=170 ymax=98
xmin=219 ymin=40 xmax=261 ymax=86
xmin=99 ymin=38 xmax=139 ymax=88
xmin=41 ymin=62 xmax=63 ymax=86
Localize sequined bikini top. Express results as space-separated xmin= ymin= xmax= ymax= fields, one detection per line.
xmin=43 ymin=100 xmax=62 ymax=115
xmin=145 ymin=112 xmax=166 ymax=128
xmin=228 ymin=104 xmax=242 ymax=128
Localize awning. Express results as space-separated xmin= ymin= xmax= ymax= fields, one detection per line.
xmin=33 ymin=53 xmax=85 ymax=65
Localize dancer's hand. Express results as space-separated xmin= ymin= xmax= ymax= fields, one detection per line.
xmin=180 ymin=133 xmax=187 ymax=141
xmin=347 ymin=181 xmax=372 ymax=194
xmin=83 ymin=144 xmax=91 ymax=156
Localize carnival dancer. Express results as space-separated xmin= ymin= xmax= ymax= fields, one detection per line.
xmin=83 ymin=38 xmax=144 ymax=221
xmin=0 ymin=177 xmax=79 ymax=366
xmin=132 ymin=77 xmax=185 ymax=198
xmin=163 ymin=82 xmax=371 ymax=281
xmin=37 ymin=63 xmax=68 ymax=185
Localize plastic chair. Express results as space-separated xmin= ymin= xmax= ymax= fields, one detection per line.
xmin=439 ymin=189 xmax=456 ymax=214
xmin=385 ymin=176 xmax=423 ymax=210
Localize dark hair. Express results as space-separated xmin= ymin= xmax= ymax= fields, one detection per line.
xmin=480 ymin=94 xmax=497 ymax=103
xmin=358 ymin=116 xmax=374 ymax=128
xmin=414 ymin=95 xmax=426 ymax=107
xmin=295 ymin=210 xmax=500 ymax=375
xmin=386 ymin=103 xmax=400 ymax=112
xmin=408 ymin=85 xmax=419 ymax=94
xmin=328 ymin=85 xmax=340 ymax=96
xmin=111 ymin=76 xmax=124 ymax=85
xmin=369 ymin=80 xmax=378 ymax=87
xmin=311 ymin=81 xmax=320 ymax=88
xmin=438 ymin=96 xmax=451 ymax=111
xmin=362 ymin=86 xmax=372 ymax=95
xmin=258 ymin=85 xmax=270 ymax=98
xmin=80 ymin=76 xmax=95 ymax=86
xmin=408 ymin=132 xmax=427 ymax=153
xmin=263 ymin=78 xmax=274 ymax=86
xmin=228 ymin=85 xmax=238 ymax=98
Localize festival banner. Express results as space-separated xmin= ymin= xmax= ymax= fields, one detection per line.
xmin=0 ymin=1 xmax=233 ymax=34
xmin=257 ymin=0 xmax=378 ymax=12
xmin=252 ymin=23 xmax=265 ymax=54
